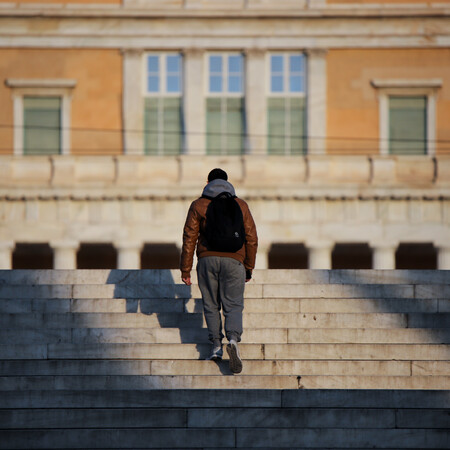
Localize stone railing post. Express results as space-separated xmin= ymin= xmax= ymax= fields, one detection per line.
xmin=51 ymin=240 xmax=79 ymax=270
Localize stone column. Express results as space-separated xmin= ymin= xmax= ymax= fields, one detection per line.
xmin=123 ymin=49 xmax=144 ymax=155
xmin=306 ymin=49 xmax=327 ymax=155
xmin=184 ymin=48 xmax=205 ymax=155
xmin=437 ymin=245 xmax=450 ymax=270
xmin=0 ymin=241 xmax=14 ymax=269
xmin=255 ymin=244 xmax=270 ymax=270
xmin=372 ymin=244 xmax=397 ymax=270
xmin=51 ymin=241 xmax=79 ymax=270
xmin=245 ymin=48 xmax=266 ymax=155
xmin=116 ymin=242 xmax=142 ymax=270
xmin=307 ymin=241 xmax=332 ymax=269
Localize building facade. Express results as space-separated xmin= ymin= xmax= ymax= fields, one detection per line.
xmin=0 ymin=0 xmax=449 ymax=270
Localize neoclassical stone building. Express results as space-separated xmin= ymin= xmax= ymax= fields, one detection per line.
xmin=0 ymin=0 xmax=449 ymax=270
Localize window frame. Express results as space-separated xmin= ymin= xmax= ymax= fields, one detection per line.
xmin=205 ymin=52 xmax=246 ymax=155
xmin=266 ymin=52 xmax=307 ymax=155
xmin=6 ymin=79 xmax=76 ymax=156
xmin=142 ymin=52 xmax=184 ymax=155
xmin=142 ymin=53 xmax=183 ymax=97
xmin=371 ymin=79 xmax=442 ymax=156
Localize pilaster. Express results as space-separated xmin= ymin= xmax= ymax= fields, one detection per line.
xmin=255 ymin=243 xmax=269 ymax=270
xmin=116 ymin=241 xmax=143 ymax=269
xmin=245 ymin=48 xmax=267 ymax=155
xmin=371 ymin=242 xmax=397 ymax=270
xmin=51 ymin=240 xmax=79 ymax=270
xmin=184 ymin=48 xmax=206 ymax=155
xmin=307 ymin=240 xmax=332 ymax=269
xmin=306 ymin=49 xmax=327 ymax=155
xmin=436 ymin=245 xmax=450 ymax=270
xmin=0 ymin=241 xmax=15 ymax=270
xmin=122 ymin=49 xmax=144 ymax=155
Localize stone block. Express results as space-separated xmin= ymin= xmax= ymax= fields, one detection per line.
xmin=47 ymin=343 xmax=264 ymax=360
xmin=243 ymin=156 xmax=307 ymax=187
xmin=0 ymin=429 xmax=236 ymax=449
xmin=396 ymin=156 xmax=435 ymax=184
xmin=436 ymin=156 xmax=450 ymax=185
xmin=244 ymin=298 xmax=301 ymax=313
xmin=371 ymin=156 xmax=396 ymax=184
xmin=263 ymin=284 xmax=414 ymax=299
xmin=407 ymin=313 xmax=450 ymax=328
xmin=281 ymin=390 xmax=450 ymax=409
xmin=244 ymin=312 xmax=407 ymax=329
xmin=236 ymin=427 xmax=448 ymax=448
xmin=0 ymin=345 xmax=47 ymax=360
xmin=12 ymin=157 xmax=52 ymax=185
xmin=0 ymin=329 xmax=71 ymax=345
xmin=287 ymin=328 xmax=450 ymax=345
xmin=298 ymin=298 xmax=438 ymax=314
xmin=415 ymin=284 xmax=450 ymax=299
xmin=51 ymin=156 xmax=75 ymax=186
xmin=264 ymin=343 xmax=450 ymax=361
xmin=0 ymin=408 xmax=186 ymax=430
xmin=0 ymin=285 xmax=72 ymax=299
xmin=297 ymin=375 xmax=450 ymax=390
xmin=396 ymin=409 xmax=450 ymax=429
xmin=411 ymin=361 xmax=450 ymax=376
xmin=188 ymin=407 xmax=394 ymax=429
xmin=74 ymin=157 xmax=115 ymax=185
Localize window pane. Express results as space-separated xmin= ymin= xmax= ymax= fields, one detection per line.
xmin=289 ymin=75 xmax=303 ymax=93
xmin=206 ymin=98 xmax=222 ymax=155
xmin=209 ymin=75 xmax=223 ymax=93
xmin=270 ymin=55 xmax=283 ymax=73
xmin=290 ymin=97 xmax=306 ymax=155
xmin=228 ymin=55 xmax=243 ymax=73
xmin=166 ymin=54 xmax=180 ymax=72
xmin=163 ymin=97 xmax=182 ymax=155
xmin=209 ymin=55 xmax=222 ymax=73
xmin=268 ymin=98 xmax=286 ymax=155
xmin=144 ymin=98 xmax=159 ymax=155
xmin=226 ymin=98 xmax=244 ymax=155
xmin=23 ymin=97 xmax=61 ymax=155
xmin=289 ymin=54 xmax=304 ymax=72
xmin=167 ymin=75 xmax=180 ymax=93
xmin=271 ymin=75 xmax=284 ymax=93
xmin=147 ymin=55 xmax=159 ymax=73
xmin=148 ymin=76 xmax=159 ymax=93
xmin=228 ymin=75 xmax=242 ymax=93
xmin=389 ymin=96 xmax=427 ymax=155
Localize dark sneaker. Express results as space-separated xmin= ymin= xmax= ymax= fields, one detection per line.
xmin=227 ymin=339 xmax=242 ymax=374
xmin=208 ymin=346 xmax=223 ymax=361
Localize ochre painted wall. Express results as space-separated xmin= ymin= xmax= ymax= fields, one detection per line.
xmin=327 ymin=0 xmax=442 ymax=4
xmin=0 ymin=0 xmax=120 ymax=4
xmin=327 ymin=49 xmax=450 ymax=155
xmin=0 ymin=49 xmax=122 ymax=156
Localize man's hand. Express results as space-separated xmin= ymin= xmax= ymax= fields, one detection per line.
xmin=182 ymin=277 xmax=192 ymax=286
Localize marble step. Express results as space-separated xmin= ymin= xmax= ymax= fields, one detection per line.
xmin=1 ymin=283 xmax=448 ymax=299
xmin=1 ymin=406 xmax=446 ymax=430
xmin=0 ymin=427 xmax=447 ymax=449
xmin=2 ymin=389 xmax=449 ymax=409
xmin=1 ymin=269 xmax=449 ymax=286
xmin=4 ymin=359 xmax=448 ymax=377
xmin=2 ymin=297 xmax=448 ymax=314
xmin=0 ymin=374 xmax=449 ymax=390
xmin=2 ymin=312 xmax=449 ymax=329
xmin=2 ymin=327 xmax=449 ymax=345
xmin=1 ymin=343 xmax=448 ymax=361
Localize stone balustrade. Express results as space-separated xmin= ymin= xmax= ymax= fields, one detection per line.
xmin=0 ymin=155 xmax=448 ymax=199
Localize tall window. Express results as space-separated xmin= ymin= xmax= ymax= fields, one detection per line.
xmin=389 ymin=96 xmax=427 ymax=155
xmin=144 ymin=53 xmax=183 ymax=155
xmin=23 ymin=96 xmax=61 ymax=155
xmin=268 ymin=53 xmax=306 ymax=155
xmin=206 ymin=53 xmax=245 ymax=155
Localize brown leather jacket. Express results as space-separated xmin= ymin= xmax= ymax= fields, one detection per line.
xmin=180 ymin=181 xmax=258 ymax=279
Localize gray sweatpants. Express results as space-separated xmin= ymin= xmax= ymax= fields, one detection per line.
xmin=197 ymin=256 xmax=246 ymax=345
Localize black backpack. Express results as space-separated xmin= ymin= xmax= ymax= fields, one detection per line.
xmin=202 ymin=192 xmax=246 ymax=252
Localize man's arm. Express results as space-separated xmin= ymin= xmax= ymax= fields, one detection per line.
xmin=180 ymin=202 xmax=200 ymax=285
xmin=241 ymin=201 xmax=258 ymax=280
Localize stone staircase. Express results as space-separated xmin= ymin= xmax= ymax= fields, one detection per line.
xmin=0 ymin=269 xmax=449 ymax=449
